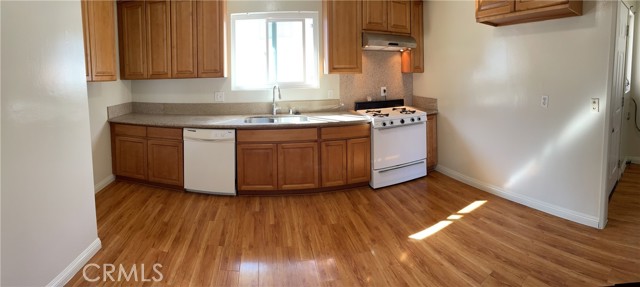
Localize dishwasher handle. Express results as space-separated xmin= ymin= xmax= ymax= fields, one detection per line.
xmin=184 ymin=137 xmax=235 ymax=142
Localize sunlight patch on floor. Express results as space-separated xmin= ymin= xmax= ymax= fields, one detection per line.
xmin=409 ymin=200 xmax=487 ymax=240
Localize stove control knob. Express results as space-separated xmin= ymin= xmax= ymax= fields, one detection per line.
xmin=400 ymin=119 xmax=405 ymax=124
xmin=416 ymin=117 xmax=421 ymax=121
xmin=411 ymin=118 xmax=415 ymax=122
xmin=382 ymin=122 xmax=387 ymax=127
xmin=390 ymin=121 xmax=394 ymax=125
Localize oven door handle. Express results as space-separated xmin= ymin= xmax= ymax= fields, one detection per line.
xmin=377 ymin=160 xmax=425 ymax=173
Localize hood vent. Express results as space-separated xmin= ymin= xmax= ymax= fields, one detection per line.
xmin=362 ymin=32 xmax=417 ymax=52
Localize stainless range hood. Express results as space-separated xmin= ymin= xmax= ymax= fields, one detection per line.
xmin=362 ymin=32 xmax=417 ymax=52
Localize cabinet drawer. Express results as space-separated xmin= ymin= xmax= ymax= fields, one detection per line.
xmin=147 ymin=126 xmax=182 ymax=140
xmin=113 ymin=124 xmax=147 ymax=137
xmin=237 ymin=128 xmax=318 ymax=143
xmin=321 ymin=124 xmax=370 ymax=140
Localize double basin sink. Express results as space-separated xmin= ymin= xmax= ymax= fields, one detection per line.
xmin=244 ymin=115 xmax=309 ymax=124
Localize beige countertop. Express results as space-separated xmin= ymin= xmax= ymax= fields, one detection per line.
xmin=109 ymin=111 xmax=373 ymax=129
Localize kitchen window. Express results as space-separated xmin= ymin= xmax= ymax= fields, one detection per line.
xmin=231 ymin=12 xmax=319 ymax=90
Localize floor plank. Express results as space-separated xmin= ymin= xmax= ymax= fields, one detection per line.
xmin=66 ymin=165 xmax=640 ymax=286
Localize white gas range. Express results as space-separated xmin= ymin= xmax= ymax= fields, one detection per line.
xmin=355 ymin=100 xmax=427 ymax=189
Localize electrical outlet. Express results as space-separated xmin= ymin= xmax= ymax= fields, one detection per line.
xmin=381 ymin=87 xmax=387 ymax=97
xmin=591 ymin=98 xmax=599 ymax=112
xmin=214 ymin=91 xmax=224 ymax=102
xmin=541 ymin=95 xmax=549 ymax=108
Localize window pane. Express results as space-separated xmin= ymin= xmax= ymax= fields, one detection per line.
xmin=235 ymin=19 xmax=267 ymax=88
xmin=274 ymin=21 xmax=304 ymax=83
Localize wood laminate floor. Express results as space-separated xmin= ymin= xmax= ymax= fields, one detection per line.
xmin=67 ymin=166 xmax=640 ymax=286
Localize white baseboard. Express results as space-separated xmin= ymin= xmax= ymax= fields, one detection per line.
xmin=435 ymin=165 xmax=600 ymax=228
xmin=47 ymin=238 xmax=102 ymax=287
xmin=624 ymin=156 xmax=640 ymax=164
xmin=94 ymin=175 xmax=115 ymax=193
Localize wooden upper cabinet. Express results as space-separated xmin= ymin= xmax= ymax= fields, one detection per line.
xmin=362 ymin=1 xmax=387 ymax=31
xmin=387 ymin=0 xmax=411 ymax=34
xmin=82 ymin=0 xmax=117 ymax=81
xmin=146 ymin=0 xmax=172 ymax=79
xmin=171 ymin=0 xmax=197 ymax=78
xmin=476 ymin=0 xmax=514 ymax=18
xmin=118 ymin=1 xmax=147 ymax=79
xmin=197 ymin=0 xmax=226 ymax=77
xmin=362 ymin=0 xmax=410 ymax=34
xmin=476 ymin=0 xmax=582 ymax=26
xmin=323 ymin=0 xmax=362 ymax=74
xmin=118 ymin=0 xmax=225 ymax=79
xmin=515 ymin=0 xmax=568 ymax=11
xmin=402 ymin=0 xmax=423 ymax=73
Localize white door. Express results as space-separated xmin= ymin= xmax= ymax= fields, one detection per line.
xmin=607 ymin=1 xmax=630 ymax=196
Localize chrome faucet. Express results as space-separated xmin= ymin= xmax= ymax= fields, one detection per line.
xmin=272 ymin=85 xmax=281 ymax=115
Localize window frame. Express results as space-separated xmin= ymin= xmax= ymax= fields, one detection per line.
xmin=230 ymin=11 xmax=320 ymax=91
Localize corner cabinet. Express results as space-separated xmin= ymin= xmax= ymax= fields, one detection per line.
xmin=237 ymin=125 xmax=371 ymax=195
xmin=81 ymin=0 xmax=117 ymax=82
xmin=111 ymin=124 xmax=184 ymax=188
xmin=476 ymin=0 xmax=582 ymax=27
xmin=323 ymin=0 xmax=362 ymax=74
xmin=118 ymin=0 xmax=226 ymax=79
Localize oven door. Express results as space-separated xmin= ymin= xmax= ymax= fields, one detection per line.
xmin=372 ymin=121 xmax=427 ymax=170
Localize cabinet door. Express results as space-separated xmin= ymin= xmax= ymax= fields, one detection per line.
xmin=347 ymin=138 xmax=370 ymax=184
xmin=115 ymin=136 xmax=147 ymax=180
xmin=147 ymin=139 xmax=184 ymax=186
xmin=237 ymin=144 xmax=278 ymax=190
xmin=81 ymin=0 xmax=92 ymax=81
xmin=362 ymin=0 xmax=387 ymax=31
xmin=388 ymin=0 xmax=411 ymax=34
xmin=171 ymin=0 xmax=197 ymax=78
xmin=321 ymin=141 xmax=347 ymax=187
xmin=323 ymin=0 xmax=362 ymax=74
xmin=427 ymin=114 xmax=437 ymax=171
xmin=118 ymin=1 xmax=147 ymax=79
xmin=146 ymin=0 xmax=172 ymax=79
xmin=197 ymin=0 xmax=225 ymax=78
xmin=475 ymin=0 xmax=514 ymax=18
xmin=278 ymin=143 xmax=319 ymax=190
xmin=515 ymin=0 xmax=568 ymax=11
xmin=87 ymin=0 xmax=117 ymax=81
xmin=410 ymin=0 xmax=423 ymax=72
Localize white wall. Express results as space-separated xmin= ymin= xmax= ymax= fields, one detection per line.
xmin=623 ymin=4 xmax=640 ymax=162
xmin=87 ymin=1 xmax=133 ymax=192
xmin=1 ymin=1 xmax=99 ymax=285
xmin=88 ymin=81 xmax=131 ymax=192
xmin=414 ymin=1 xmax=616 ymax=227
xmin=132 ymin=0 xmax=340 ymax=103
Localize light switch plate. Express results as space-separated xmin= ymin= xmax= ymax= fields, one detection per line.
xmin=381 ymin=87 xmax=387 ymax=97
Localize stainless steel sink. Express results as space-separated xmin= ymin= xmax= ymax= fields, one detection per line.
xmin=244 ymin=115 xmax=309 ymax=124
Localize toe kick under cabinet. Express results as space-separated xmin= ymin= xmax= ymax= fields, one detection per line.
xmin=237 ymin=125 xmax=371 ymax=195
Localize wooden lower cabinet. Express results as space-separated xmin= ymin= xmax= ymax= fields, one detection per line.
xmin=278 ymin=143 xmax=319 ymax=190
xmin=321 ymin=138 xmax=371 ymax=187
xmin=347 ymin=138 xmax=371 ymax=184
xmin=321 ymin=141 xmax=348 ymax=187
xmin=112 ymin=124 xmax=183 ymax=188
xmin=427 ymin=114 xmax=437 ymax=171
xmin=147 ymin=139 xmax=183 ymax=186
xmin=237 ymin=144 xmax=278 ymax=190
xmin=114 ymin=136 xmax=148 ymax=180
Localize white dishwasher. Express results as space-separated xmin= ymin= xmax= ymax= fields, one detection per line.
xmin=183 ymin=128 xmax=236 ymax=195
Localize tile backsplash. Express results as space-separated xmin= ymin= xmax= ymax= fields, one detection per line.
xmin=339 ymin=50 xmax=413 ymax=110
